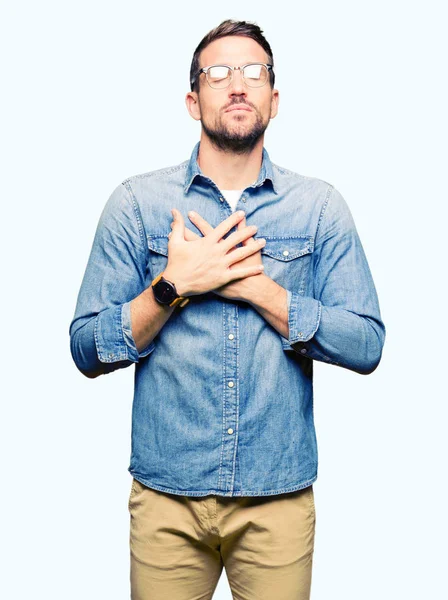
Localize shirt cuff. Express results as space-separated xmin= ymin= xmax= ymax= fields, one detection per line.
xmin=286 ymin=289 xmax=322 ymax=344
xmin=94 ymin=301 xmax=155 ymax=363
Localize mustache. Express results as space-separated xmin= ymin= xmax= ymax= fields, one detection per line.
xmin=223 ymin=98 xmax=255 ymax=111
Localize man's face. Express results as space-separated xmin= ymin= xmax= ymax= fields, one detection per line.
xmin=187 ymin=36 xmax=279 ymax=154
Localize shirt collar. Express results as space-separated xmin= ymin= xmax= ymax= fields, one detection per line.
xmin=183 ymin=141 xmax=278 ymax=195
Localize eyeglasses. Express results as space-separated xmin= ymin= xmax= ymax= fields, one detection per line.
xmin=191 ymin=63 xmax=274 ymax=90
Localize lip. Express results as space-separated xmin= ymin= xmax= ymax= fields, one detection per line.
xmin=225 ymin=105 xmax=252 ymax=112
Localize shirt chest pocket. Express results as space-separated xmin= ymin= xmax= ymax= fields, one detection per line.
xmin=147 ymin=235 xmax=169 ymax=278
xmin=260 ymin=235 xmax=314 ymax=294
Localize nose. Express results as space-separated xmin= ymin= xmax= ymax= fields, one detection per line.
xmin=228 ymin=67 xmax=246 ymax=96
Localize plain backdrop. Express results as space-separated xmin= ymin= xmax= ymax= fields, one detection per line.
xmin=1 ymin=1 xmax=447 ymax=598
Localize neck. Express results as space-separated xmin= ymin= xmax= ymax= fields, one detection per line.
xmin=197 ymin=133 xmax=264 ymax=190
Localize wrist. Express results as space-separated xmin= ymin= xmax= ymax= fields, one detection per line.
xmin=242 ymin=273 xmax=270 ymax=306
xmin=245 ymin=274 xmax=288 ymax=309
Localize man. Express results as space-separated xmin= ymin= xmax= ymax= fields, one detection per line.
xmin=69 ymin=19 xmax=385 ymax=600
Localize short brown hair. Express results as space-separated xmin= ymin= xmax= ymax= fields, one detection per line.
xmin=189 ymin=19 xmax=275 ymax=92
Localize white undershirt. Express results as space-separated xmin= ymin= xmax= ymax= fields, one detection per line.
xmin=220 ymin=190 xmax=244 ymax=212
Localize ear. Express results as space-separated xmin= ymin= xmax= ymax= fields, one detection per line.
xmin=185 ymin=91 xmax=202 ymax=121
xmin=270 ymin=88 xmax=280 ymax=120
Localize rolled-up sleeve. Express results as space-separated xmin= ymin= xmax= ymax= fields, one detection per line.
xmin=287 ymin=185 xmax=386 ymax=374
xmin=69 ymin=181 xmax=155 ymax=377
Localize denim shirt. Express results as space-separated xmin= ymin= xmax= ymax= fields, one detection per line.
xmin=69 ymin=141 xmax=386 ymax=497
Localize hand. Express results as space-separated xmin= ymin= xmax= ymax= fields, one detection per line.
xmin=169 ymin=210 xmax=266 ymax=302
xmin=164 ymin=208 xmax=265 ymax=298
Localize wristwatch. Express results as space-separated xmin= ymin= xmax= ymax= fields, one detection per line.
xmin=151 ymin=272 xmax=190 ymax=308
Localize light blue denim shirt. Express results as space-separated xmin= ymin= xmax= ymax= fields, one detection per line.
xmin=69 ymin=141 xmax=386 ymax=497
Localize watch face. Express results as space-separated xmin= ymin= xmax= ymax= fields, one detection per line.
xmin=154 ymin=279 xmax=176 ymax=304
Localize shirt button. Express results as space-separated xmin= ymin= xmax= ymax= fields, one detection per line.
xmin=298 ymin=332 xmax=303 ymax=337
xmin=228 ymin=334 xmax=235 ymax=340
xmin=300 ymin=348 xmax=307 ymax=354
xmin=282 ymin=250 xmax=289 ymax=256
xmin=219 ymin=196 xmax=224 ymax=202
xmin=228 ymin=381 xmax=234 ymax=388
xmin=241 ymin=197 xmax=246 ymax=203
xmin=227 ymin=428 xmax=234 ymax=434
xmin=108 ymin=353 xmax=114 ymax=359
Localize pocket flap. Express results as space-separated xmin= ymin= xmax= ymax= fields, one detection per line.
xmin=147 ymin=235 xmax=169 ymax=257
xmin=260 ymin=236 xmax=314 ymax=261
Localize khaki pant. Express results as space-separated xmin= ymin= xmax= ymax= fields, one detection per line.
xmin=129 ymin=478 xmax=316 ymax=600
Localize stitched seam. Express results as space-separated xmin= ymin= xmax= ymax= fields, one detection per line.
xmin=231 ymin=306 xmax=240 ymax=495
xmin=272 ymin=163 xmax=307 ymax=180
xmin=260 ymin=235 xmax=312 ymax=240
xmin=218 ymin=301 xmax=226 ymax=491
xmin=93 ymin=315 xmax=102 ymax=361
xmin=122 ymin=181 xmax=147 ymax=258
xmin=315 ymin=184 xmax=333 ymax=242
xmin=289 ymin=292 xmax=298 ymax=342
xmin=127 ymin=474 xmax=318 ymax=497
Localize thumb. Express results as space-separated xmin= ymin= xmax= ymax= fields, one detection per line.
xmin=170 ymin=208 xmax=185 ymax=241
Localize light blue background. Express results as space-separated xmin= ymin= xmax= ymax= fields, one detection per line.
xmin=1 ymin=1 xmax=446 ymax=598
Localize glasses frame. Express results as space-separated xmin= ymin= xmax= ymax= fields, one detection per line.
xmin=191 ymin=62 xmax=274 ymax=90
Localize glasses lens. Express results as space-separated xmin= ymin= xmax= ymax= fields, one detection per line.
xmin=243 ymin=64 xmax=268 ymax=87
xmin=207 ymin=66 xmax=232 ymax=88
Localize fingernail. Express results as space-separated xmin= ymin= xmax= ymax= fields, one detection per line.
xmin=237 ymin=210 xmax=245 ymax=216
xmin=188 ymin=211 xmax=196 ymax=218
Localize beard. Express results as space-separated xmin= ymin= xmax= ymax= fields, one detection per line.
xmin=200 ymin=102 xmax=269 ymax=155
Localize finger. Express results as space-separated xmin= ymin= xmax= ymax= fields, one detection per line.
xmin=225 ymin=238 xmax=266 ymax=266
xmin=170 ymin=215 xmax=202 ymax=242
xmin=169 ymin=224 xmax=199 ymax=242
xmin=184 ymin=227 xmax=200 ymax=241
xmin=221 ymin=224 xmax=259 ymax=254
xmin=224 ymin=264 xmax=265 ymax=283
xmin=237 ymin=216 xmax=259 ymax=248
xmin=236 ymin=216 xmax=251 ymax=247
xmin=187 ymin=211 xmax=215 ymax=237
xmin=207 ymin=210 xmax=246 ymax=244
xmin=170 ymin=208 xmax=185 ymax=241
